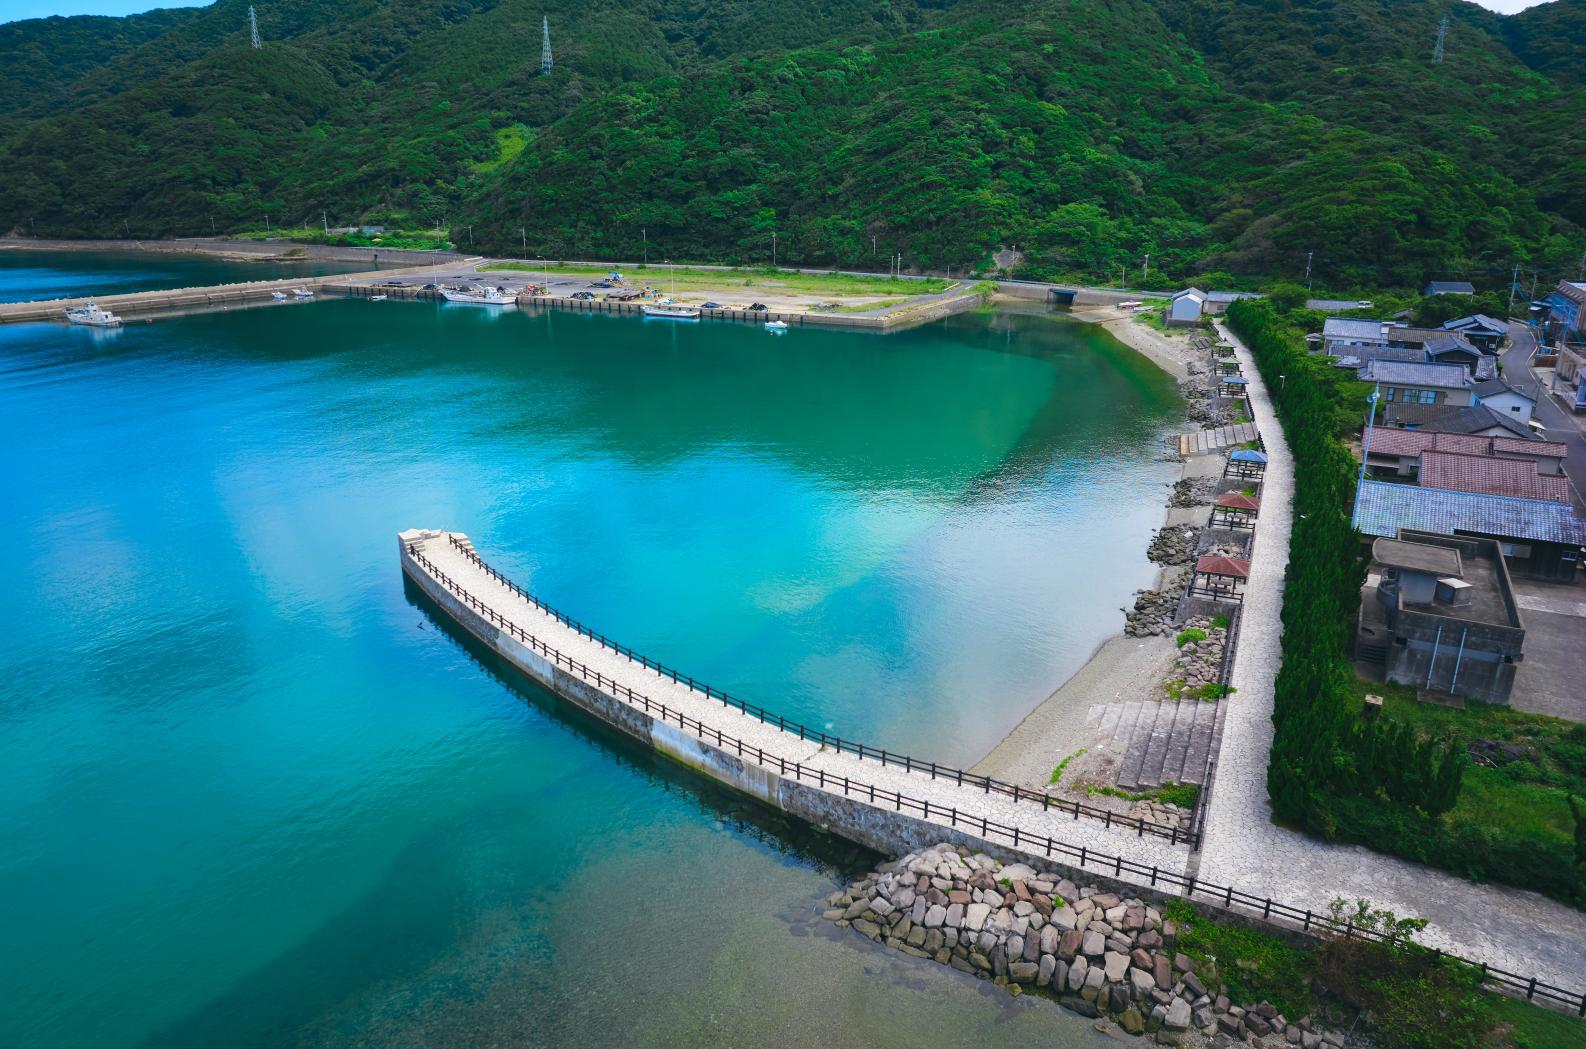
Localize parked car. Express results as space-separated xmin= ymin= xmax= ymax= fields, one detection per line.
xmin=591 ymin=281 xmax=613 ymax=288
xmin=748 ymin=302 xmax=768 ymax=312
xmin=422 ymin=283 xmax=437 ymax=290
xmin=701 ymin=301 xmax=722 ymax=309
xmin=571 ymin=291 xmax=596 ymax=300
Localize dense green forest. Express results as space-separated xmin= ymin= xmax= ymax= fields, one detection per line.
xmin=1 ymin=0 xmax=1582 ymax=290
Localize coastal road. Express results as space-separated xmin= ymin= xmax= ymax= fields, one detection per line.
xmin=1502 ymin=322 xmax=1586 ymax=507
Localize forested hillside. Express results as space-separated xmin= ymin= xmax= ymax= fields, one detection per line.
xmin=1 ymin=0 xmax=1582 ymax=291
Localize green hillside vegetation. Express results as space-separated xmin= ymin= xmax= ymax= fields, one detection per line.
xmin=0 ymin=0 xmax=1582 ymax=292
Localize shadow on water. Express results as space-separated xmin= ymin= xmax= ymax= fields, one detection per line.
xmin=134 ymin=579 xmax=880 ymax=1049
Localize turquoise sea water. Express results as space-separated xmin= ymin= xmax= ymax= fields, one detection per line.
xmin=0 ymin=247 xmax=379 ymax=303
xmin=0 ymin=289 xmax=1181 ymax=1048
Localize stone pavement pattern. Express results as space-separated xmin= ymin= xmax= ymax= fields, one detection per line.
xmin=1195 ymin=321 xmax=1586 ymax=993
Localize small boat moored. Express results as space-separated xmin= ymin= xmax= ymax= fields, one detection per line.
xmin=370 ymin=294 xmax=388 ymax=302
xmin=640 ymin=301 xmax=702 ymax=320
xmin=292 ymin=287 xmax=314 ymax=299
xmin=64 ymin=302 xmax=123 ymax=327
xmin=440 ymin=284 xmax=516 ymax=306
xmin=271 ymin=291 xmax=289 ymax=302
xmin=764 ymin=320 xmax=788 ymax=333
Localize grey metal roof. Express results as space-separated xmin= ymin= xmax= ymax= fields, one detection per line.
xmin=1382 ymin=403 xmax=1526 ymax=436
xmin=1425 ymin=281 xmax=1476 ymax=295
xmin=1309 ymin=299 xmax=1373 ymax=311
xmin=1474 ymin=378 xmax=1534 ymax=401
xmin=1353 ymin=480 xmax=1586 ymax=545
xmin=1358 ymin=360 xmax=1472 ymax=387
xmin=1441 ymin=314 xmax=1507 ymax=334
xmin=1207 ymin=291 xmax=1264 ymax=303
xmin=1323 ymin=318 xmax=1389 ymax=340
xmin=1174 ymin=287 xmax=1207 ymax=301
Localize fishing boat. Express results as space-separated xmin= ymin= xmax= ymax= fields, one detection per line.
xmin=64 ymin=302 xmax=123 ymax=327
xmin=271 ymin=291 xmax=289 ymax=302
xmin=370 ymin=294 xmax=388 ymax=302
xmin=764 ymin=320 xmax=788 ymax=333
xmin=440 ymin=284 xmax=515 ymax=305
xmin=640 ymin=301 xmax=701 ymax=320
xmin=292 ymin=287 xmax=314 ymax=299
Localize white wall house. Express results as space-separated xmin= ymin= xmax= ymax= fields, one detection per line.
xmin=1168 ymin=288 xmax=1207 ymax=327
xmin=1473 ymin=379 xmax=1536 ymax=426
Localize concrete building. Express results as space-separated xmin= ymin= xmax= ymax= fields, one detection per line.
xmin=1356 ymin=533 xmax=1523 ymax=703
xmin=1473 ymin=378 xmax=1536 ymax=426
xmin=1424 ymin=281 xmax=1476 ymax=296
xmin=1202 ymin=291 xmax=1264 ymax=315
xmin=1358 ymin=359 xmax=1476 ymax=406
xmin=1352 ymin=479 xmax=1586 ymax=582
xmin=1168 ymin=287 xmax=1207 ymax=326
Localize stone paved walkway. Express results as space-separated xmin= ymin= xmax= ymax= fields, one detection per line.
xmin=1196 ymin=321 xmax=1586 ymax=996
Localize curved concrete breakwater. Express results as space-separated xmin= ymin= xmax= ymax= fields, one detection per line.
xmin=398 ymin=528 xmax=1194 ymax=872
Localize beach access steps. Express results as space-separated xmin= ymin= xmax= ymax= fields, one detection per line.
xmin=1176 ymin=423 xmax=1259 ymax=456
xmin=1088 ymin=698 xmax=1224 ymax=790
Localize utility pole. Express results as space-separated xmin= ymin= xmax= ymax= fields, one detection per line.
xmin=265 ymin=214 xmax=270 ymax=234
xmin=520 ymin=227 xmax=526 ymax=252
xmin=1508 ymin=264 xmax=1519 ymax=311
xmin=467 ymin=225 xmax=473 ymax=246
xmin=1304 ymin=250 xmax=1314 ymax=292
xmin=1143 ymin=253 xmax=1150 ymax=281
xmin=772 ymin=231 xmax=777 ymax=268
xmin=248 ymin=5 xmax=260 ymax=49
xmin=322 ymin=210 xmax=328 ymax=234
xmin=642 ymin=227 xmax=647 ymax=266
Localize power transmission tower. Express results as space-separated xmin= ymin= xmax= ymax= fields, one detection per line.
xmin=1432 ymin=15 xmax=1447 ymax=63
xmin=540 ymin=16 xmax=553 ymax=75
xmin=248 ymin=5 xmax=261 ymax=49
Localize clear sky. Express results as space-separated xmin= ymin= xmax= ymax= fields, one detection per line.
xmin=0 ymin=0 xmax=1553 ymax=22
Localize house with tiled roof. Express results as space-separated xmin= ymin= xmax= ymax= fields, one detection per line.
xmin=1362 ymin=426 xmax=1568 ymax=477
xmin=1358 ymin=359 xmax=1476 ymax=406
xmin=1440 ymin=314 xmax=1508 ymax=353
xmin=1417 ymin=451 xmax=1572 ymax=504
xmin=1473 ymin=378 xmax=1537 ymax=426
xmin=1381 ymin=402 xmax=1532 ymax=439
xmin=1352 ymin=479 xmax=1585 ymax=581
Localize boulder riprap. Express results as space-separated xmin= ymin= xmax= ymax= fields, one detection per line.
xmin=1147 ymin=525 xmax=1200 ymax=566
xmin=1124 ymin=573 xmax=1188 ymax=637
xmin=822 ymin=844 xmax=1354 ymax=1049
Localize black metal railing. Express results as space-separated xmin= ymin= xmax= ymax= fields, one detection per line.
xmin=405 ymin=541 xmax=1583 ymax=1018
xmin=430 ymin=535 xmax=1196 ymax=845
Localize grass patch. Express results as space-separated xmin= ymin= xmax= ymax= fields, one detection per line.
xmin=474 ymin=124 xmax=530 ymax=173
xmin=1211 ymin=614 xmax=1231 ymax=629
xmin=834 ymin=298 xmax=907 ymax=313
xmin=1175 ymin=627 xmax=1208 ymax=647
xmin=1046 ymin=749 xmax=1084 ymax=780
xmin=1086 ymin=781 xmax=1200 ymax=809
xmin=1491 ymin=996 xmax=1586 ymax=1049
xmin=479 ymin=262 xmax=949 ymax=297
xmin=237 ymin=227 xmax=452 ymax=251
xmin=1164 ymin=899 xmax=1316 ymax=1018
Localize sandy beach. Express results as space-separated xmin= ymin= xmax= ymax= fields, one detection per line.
xmin=972 ymin=304 xmax=1211 ymax=787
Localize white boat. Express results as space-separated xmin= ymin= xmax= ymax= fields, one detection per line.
xmin=292 ymin=287 xmax=314 ymax=299
xmin=370 ymin=294 xmax=388 ymax=302
xmin=641 ymin=302 xmax=701 ymax=319
xmin=271 ymin=291 xmax=289 ymax=301
xmin=764 ymin=320 xmax=788 ymax=332
xmin=441 ymin=284 xmax=515 ymax=305
xmin=64 ymin=302 xmax=122 ymax=327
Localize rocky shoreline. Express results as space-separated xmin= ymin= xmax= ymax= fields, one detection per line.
xmin=824 ymin=844 xmax=1355 ymax=1049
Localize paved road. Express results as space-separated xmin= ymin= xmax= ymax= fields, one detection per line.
xmin=1502 ymin=322 xmax=1586 ymax=509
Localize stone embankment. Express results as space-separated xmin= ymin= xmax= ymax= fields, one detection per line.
xmin=826 ymin=843 xmax=1353 ymax=1049
xmin=1181 ymin=381 xmax=1238 ymax=429
xmin=1162 ymin=616 xmax=1229 ymax=699
xmin=1125 ymin=577 xmax=1188 ymax=637
xmin=1148 ymin=525 xmax=1201 ymax=566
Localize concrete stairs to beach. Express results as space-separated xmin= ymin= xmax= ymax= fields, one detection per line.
xmin=1085 ymin=699 xmax=1223 ymax=790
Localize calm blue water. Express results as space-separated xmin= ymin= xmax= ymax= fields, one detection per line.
xmin=0 ymin=247 xmax=380 ymax=303
xmin=0 ymin=287 xmax=1180 ymax=1048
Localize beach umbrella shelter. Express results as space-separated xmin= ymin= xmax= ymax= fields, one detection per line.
xmin=1188 ymin=554 xmax=1252 ymax=602
xmin=1224 ymin=448 xmax=1268 ymax=480
xmin=1210 ymin=492 xmax=1261 ymax=530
